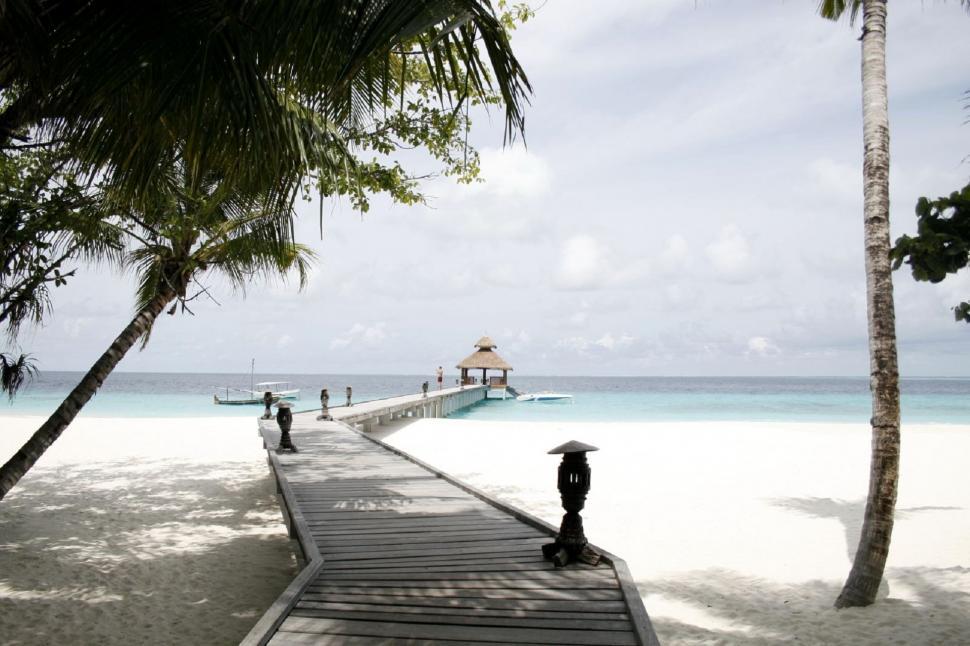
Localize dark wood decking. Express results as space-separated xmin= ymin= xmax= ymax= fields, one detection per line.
xmin=245 ymin=409 xmax=659 ymax=646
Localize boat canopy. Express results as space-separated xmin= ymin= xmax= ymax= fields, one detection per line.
xmin=255 ymin=381 xmax=291 ymax=388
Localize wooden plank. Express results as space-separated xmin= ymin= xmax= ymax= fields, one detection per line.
xmin=298 ymin=593 xmax=629 ymax=614
xmin=319 ymin=555 xmax=549 ymax=571
xmin=312 ymin=529 xmax=536 ymax=547
xmin=294 ymin=600 xmax=631 ymax=621
xmin=319 ymin=549 xmax=546 ymax=567
xmin=304 ymin=585 xmax=624 ymax=602
xmin=277 ymin=616 xmax=639 ymax=645
xmin=319 ymin=537 xmax=545 ymax=555
xmin=319 ymin=569 xmax=616 ymax=583
xmin=310 ymin=577 xmax=617 ymax=591
xmin=270 ymin=631 xmax=507 ymax=646
xmin=320 ymin=561 xmax=575 ymax=574
xmin=289 ymin=608 xmax=635 ymax=632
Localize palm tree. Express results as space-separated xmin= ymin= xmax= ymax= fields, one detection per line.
xmin=0 ymin=158 xmax=314 ymax=500
xmin=819 ymin=0 xmax=969 ymax=608
xmin=0 ymin=1 xmax=530 ymax=205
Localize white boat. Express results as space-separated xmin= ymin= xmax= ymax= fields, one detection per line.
xmin=214 ymin=381 xmax=301 ymax=405
xmin=516 ymin=392 xmax=573 ymax=402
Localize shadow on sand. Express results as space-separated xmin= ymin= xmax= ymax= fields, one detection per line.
xmin=0 ymin=458 xmax=298 ymax=646
xmin=638 ymin=497 xmax=967 ymax=645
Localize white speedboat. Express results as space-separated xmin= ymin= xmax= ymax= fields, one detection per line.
xmin=516 ymin=392 xmax=573 ymax=402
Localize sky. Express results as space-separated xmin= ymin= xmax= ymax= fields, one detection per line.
xmin=16 ymin=1 xmax=970 ymax=377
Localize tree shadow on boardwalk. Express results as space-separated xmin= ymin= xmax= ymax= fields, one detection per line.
xmin=0 ymin=459 xmax=298 ymax=646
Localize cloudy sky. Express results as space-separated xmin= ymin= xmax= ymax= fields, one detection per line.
xmin=19 ymin=1 xmax=970 ymax=377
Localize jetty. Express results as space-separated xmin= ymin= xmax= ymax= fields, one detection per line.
xmin=242 ymin=385 xmax=659 ymax=645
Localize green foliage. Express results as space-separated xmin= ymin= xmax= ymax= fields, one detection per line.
xmin=0 ymin=142 xmax=121 ymax=338
xmin=105 ymin=155 xmax=316 ymax=345
xmin=0 ymin=1 xmax=531 ymax=211
xmin=818 ymin=0 xmax=968 ymax=23
xmin=0 ymin=351 xmax=36 ymax=400
xmin=891 ymin=182 xmax=970 ymax=323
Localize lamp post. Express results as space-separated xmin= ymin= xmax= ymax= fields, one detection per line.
xmin=345 ymin=386 xmax=353 ymax=407
xmin=317 ymin=388 xmax=330 ymax=421
xmin=422 ymin=381 xmax=429 ymax=398
xmin=261 ymin=391 xmax=273 ymax=419
xmin=274 ymin=401 xmax=297 ymax=453
xmin=542 ymin=440 xmax=601 ymax=567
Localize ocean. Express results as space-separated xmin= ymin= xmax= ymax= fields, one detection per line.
xmin=2 ymin=372 xmax=969 ymax=424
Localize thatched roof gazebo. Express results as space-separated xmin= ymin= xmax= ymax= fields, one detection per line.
xmin=457 ymin=336 xmax=512 ymax=391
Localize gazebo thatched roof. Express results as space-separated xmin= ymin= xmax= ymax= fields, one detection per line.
xmin=457 ymin=337 xmax=512 ymax=371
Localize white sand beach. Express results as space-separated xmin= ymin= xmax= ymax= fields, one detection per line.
xmin=0 ymin=416 xmax=297 ymax=646
xmin=371 ymin=419 xmax=970 ymax=646
xmin=1 ymin=414 xmax=968 ymax=645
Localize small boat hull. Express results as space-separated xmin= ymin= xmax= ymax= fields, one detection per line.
xmin=516 ymin=393 xmax=573 ymax=402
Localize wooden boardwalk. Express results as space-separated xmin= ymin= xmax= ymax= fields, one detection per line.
xmin=243 ymin=399 xmax=659 ymax=645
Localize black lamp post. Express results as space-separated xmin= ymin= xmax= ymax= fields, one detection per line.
xmin=261 ymin=391 xmax=274 ymax=419
xmin=542 ymin=440 xmax=601 ymax=567
xmin=346 ymin=386 xmax=353 ymax=407
xmin=422 ymin=381 xmax=429 ymax=398
xmin=317 ymin=388 xmax=330 ymax=421
xmin=275 ymin=401 xmax=297 ymax=453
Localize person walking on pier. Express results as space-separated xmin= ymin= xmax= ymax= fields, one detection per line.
xmin=436 ymin=366 xmax=444 ymax=390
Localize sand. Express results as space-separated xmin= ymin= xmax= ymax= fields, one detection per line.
xmin=0 ymin=416 xmax=297 ymax=646
xmin=371 ymin=419 xmax=970 ymax=646
xmin=2 ymin=414 xmax=967 ymax=645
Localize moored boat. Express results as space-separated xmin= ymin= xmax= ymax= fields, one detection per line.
xmin=214 ymin=381 xmax=300 ymax=405
xmin=516 ymin=392 xmax=573 ymax=402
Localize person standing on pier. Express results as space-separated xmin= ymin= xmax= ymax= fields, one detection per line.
xmin=436 ymin=366 xmax=444 ymax=390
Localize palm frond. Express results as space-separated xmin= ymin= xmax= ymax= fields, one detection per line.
xmin=0 ymin=1 xmax=531 ymax=203
xmin=0 ymin=351 xmax=37 ymax=400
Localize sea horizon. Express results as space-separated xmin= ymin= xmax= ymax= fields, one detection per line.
xmin=4 ymin=371 xmax=970 ymax=424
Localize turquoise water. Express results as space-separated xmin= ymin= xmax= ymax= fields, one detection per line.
xmin=2 ymin=372 xmax=969 ymax=424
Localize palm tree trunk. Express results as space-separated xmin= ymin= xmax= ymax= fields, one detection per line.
xmin=836 ymin=0 xmax=901 ymax=609
xmin=0 ymin=289 xmax=175 ymax=501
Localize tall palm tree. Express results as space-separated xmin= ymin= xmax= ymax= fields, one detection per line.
xmin=819 ymin=0 xmax=969 ymax=608
xmin=0 ymin=158 xmax=314 ymax=500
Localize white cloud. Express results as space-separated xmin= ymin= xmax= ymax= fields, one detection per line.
xmin=594 ymin=333 xmax=636 ymax=351
xmin=329 ymin=322 xmax=388 ymax=350
xmin=556 ymin=235 xmax=607 ymax=290
xmin=659 ymin=234 xmax=691 ymax=274
xmin=62 ymin=317 xmax=92 ymax=339
xmin=556 ymin=336 xmax=591 ymax=353
xmin=810 ymin=157 xmax=860 ymax=202
xmin=747 ymin=336 xmax=780 ymax=357
xmin=556 ymin=332 xmax=636 ymax=355
xmin=276 ymin=334 xmax=293 ymax=349
xmin=476 ymin=147 xmax=552 ymax=198
xmin=706 ymin=225 xmax=753 ymax=279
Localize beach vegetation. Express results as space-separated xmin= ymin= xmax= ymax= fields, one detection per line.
xmin=0 ymin=140 xmax=121 ymax=337
xmin=891 ymin=185 xmax=970 ymax=323
xmin=0 ymin=1 xmax=529 ymax=211
xmin=820 ymin=0 xmax=969 ymax=610
xmin=0 ymin=1 xmax=530 ymax=500
xmin=0 ymin=154 xmax=316 ymax=499
xmin=0 ymin=351 xmax=36 ymax=400
xmin=0 ymin=1 xmax=531 ymax=379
